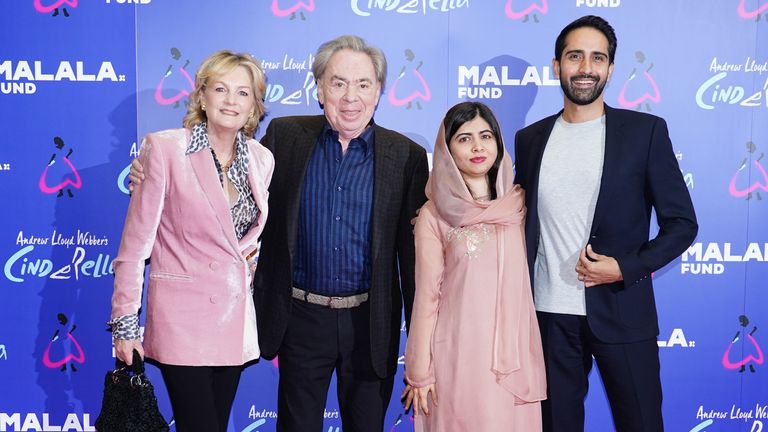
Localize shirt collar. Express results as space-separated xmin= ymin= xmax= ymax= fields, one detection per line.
xmin=186 ymin=122 xmax=250 ymax=176
xmin=323 ymin=120 xmax=375 ymax=156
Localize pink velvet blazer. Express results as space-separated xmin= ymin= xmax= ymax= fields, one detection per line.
xmin=111 ymin=128 xmax=274 ymax=366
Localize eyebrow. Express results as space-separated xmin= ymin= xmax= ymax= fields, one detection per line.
xmin=456 ymin=129 xmax=493 ymax=137
xmin=565 ymin=49 xmax=608 ymax=58
xmin=330 ymin=75 xmax=373 ymax=84
xmin=210 ymin=80 xmax=252 ymax=90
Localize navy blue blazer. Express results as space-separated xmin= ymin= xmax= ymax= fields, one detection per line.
xmin=513 ymin=105 xmax=698 ymax=343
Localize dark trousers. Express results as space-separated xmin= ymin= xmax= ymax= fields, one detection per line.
xmin=158 ymin=363 xmax=243 ymax=432
xmin=277 ymin=298 xmax=395 ymax=432
xmin=537 ymin=311 xmax=663 ymax=432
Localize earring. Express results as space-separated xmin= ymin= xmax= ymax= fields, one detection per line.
xmin=201 ymin=103 xmax=206 ymax=111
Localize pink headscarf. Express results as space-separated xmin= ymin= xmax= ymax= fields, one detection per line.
xmin=425 ymin=120 xmax=546 ymax=403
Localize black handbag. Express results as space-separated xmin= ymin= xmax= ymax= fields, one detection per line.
xmin=95 ymin=349 xmax=169 ymax=432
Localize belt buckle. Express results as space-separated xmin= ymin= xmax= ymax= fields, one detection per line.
xmin=328 ymin=296 xmax=345 ymax=309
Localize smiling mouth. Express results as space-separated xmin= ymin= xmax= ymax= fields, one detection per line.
xmin=572 ymin=76 xmax=598 ymax=87
xmin=470 ymin=157 xmax=487 ymax=163
xmin=220 ymin=109 xmax=239 ymax=116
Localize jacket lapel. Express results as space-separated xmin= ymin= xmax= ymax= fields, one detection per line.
xmin=285 ymin=117 xmax=325 ymax=258
xmin=371 ymin=126 xmax=398 ymax=264
xmin=238 ymin=146 xmax=270 ymax=254
xmin=590 ymin=105 xmax=624 ymax=234
xmin=187 ymin=140 xmax=239 ymax=249
xmin=529 ymin=113 xmax=560 ymax=209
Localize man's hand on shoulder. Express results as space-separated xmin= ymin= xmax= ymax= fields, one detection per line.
xmin=127 ymin=158 xmax=145 ymax=192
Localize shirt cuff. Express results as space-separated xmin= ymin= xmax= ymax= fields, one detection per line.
xmin=108 ymin=314 xmax=140 ymax=340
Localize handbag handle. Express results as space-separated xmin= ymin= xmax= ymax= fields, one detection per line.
xmin=114 ymin=348 xmax=145 ymax=376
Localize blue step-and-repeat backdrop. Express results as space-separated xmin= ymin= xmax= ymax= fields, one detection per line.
xmin=1 ymin=1 xmax=767 ymax=431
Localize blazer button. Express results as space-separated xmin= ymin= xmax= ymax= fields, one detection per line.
xmin=209 ymin=295 xmax=218 ymax=304
xmin=209 ymin=262 xmax=219 ymax=271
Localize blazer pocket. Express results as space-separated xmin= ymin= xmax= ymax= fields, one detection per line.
xmin=149 ymin=271 xmax=193 ymax=282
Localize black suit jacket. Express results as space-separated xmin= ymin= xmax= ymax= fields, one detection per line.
xmin=514 ymin=105 xmax=698 ymax=343
xmin=253 ymin=115 xmax=429 ymax=378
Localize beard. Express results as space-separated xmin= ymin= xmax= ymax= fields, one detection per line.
xmin=560 ymin=73 xmax=607 ymax=106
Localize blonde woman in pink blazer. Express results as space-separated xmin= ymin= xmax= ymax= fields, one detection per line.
xmin=109 ymin=50 xmax=274 ymax=432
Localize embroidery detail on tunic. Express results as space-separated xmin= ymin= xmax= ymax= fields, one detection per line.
xmin=446 ymin=223 xmax=492 ymax=258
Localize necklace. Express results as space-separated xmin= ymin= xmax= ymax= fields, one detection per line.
xmin=212 ymin=148 xmax=235 ymax=173
xmin=472 ymin=194 xmax=492 ymax=202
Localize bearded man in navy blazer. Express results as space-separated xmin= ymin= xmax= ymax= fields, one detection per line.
xmin=513 ymin=16 xmax=698 ymax=432
xmin=253 ymin=35 xmax=428 ymax=431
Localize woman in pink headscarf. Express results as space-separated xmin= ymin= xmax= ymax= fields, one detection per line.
xmin=402 ymin=101 xmax=546 ymax=430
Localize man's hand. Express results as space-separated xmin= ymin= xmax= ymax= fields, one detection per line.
xmin=127 ymin=158 xmax=145 ymax=192
xmin=575 ymin=244 xmax=623 ymax=287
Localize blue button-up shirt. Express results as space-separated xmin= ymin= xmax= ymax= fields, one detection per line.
xmin=293 ymin=123 xmax=375 ymax=296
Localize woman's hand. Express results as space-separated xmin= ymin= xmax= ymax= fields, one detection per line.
xmin=114 ymin=339 xmax=144 ymax=365
xmin=411 ymin=383 xmax=438 ymax=417
xmin=127 ymin=158 xmax=145 ymax=192
xmin=401 ymin=384 xmax=414 ymax=413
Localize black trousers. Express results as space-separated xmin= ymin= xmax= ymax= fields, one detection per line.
xmin=537 ymin=311 xmax=663 ymax=432
xmin=158 ymin=363 xmax=243 ymax=432
xmin=277 ymin=298 xmax=395 ymax=432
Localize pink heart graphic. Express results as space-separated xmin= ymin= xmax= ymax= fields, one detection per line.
xmin=722 ymin=334 xmax=764 ymax=369
xmin=39 ymin=156 xmax=82 ymax=194
xmin=737 ymin=0 xmax=768 ymax=18
xmin=33 ymin=0 xmax=77 ymax=14
xmin=271 ymin=0 xmax=315 ymax=17
xmin=388 ymin=69 xmax=432 ymax=106
xmin=618 ymin=70 xmax=661 ymax=109
xmin=505 ymin=0 xmax=548 ymax=19
xmin=42 ymin=333 xmax=86 ymax=369
xmin=155 ymin=67 xmax=195 ymax=106
xmin=729 ymin=160 xmax=768 ymax=197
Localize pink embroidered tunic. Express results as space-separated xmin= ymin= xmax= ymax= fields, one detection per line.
xmin=405 ymin=124 xmax=546 ymax=431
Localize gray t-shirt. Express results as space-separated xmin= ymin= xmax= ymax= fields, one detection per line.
xmin=534 ymin=115 xmax=605 ymax=316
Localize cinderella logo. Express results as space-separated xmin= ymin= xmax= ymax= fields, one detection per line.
xmin=43 ymin=313 xmax=85 ymax=372
xmin=271 ymin=0 xmax=315 ymax=20
xmin=618 ymin=51 xmax=661 ymax=112
xmin=39 ymin=136 xmax=82 ymax=198
xmin=505 ymin=0 xmax=548 ymax=22
xmin=729 ymin=142 xmax=767 ymax=200
xmin=737 ymin=0 xmax=768 ymax=20
xmin=33 ymin=0 xmax=76 ymax=17
xmin=155 ymin=47 xmax=194 ymax=109
xmin=388 ymin=49 xmax=431 ymax=110
xmin=722 ymin=315 xmax=764 ymax=373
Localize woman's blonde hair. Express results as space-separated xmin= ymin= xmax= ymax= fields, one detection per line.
xmin=183 ymin=50 xmax=267 ymax=137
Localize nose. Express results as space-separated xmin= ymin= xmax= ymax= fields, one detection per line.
xmin=342 ymin=85 xmax=359 ymax=101
xmin=579 ymin=57 xmax=593 ymax=74
xmin=472 ymin=140 xmax=485 ymax=152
